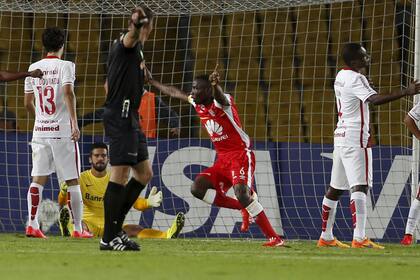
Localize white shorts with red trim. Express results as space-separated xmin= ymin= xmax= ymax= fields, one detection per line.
xmin=330 ymin=146 xmax=372 ymax=190
xmin=31 ymin=137 xmax=80 ymax=182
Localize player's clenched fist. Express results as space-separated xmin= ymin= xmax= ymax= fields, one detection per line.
xmin=130 ymin=7 xmax=149 ymax=29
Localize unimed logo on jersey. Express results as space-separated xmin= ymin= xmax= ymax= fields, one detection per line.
xmin=205 ymin=120 xmax=223 ymax=136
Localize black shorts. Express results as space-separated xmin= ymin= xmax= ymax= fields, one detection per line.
xmin=103 ymin=109 xmax=149 ymax=166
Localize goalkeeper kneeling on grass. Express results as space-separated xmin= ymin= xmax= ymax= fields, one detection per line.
xmin=58 ymin=142 xmax=184 ymax=239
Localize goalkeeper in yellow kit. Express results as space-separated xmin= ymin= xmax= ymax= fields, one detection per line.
xmin=58 ymin=142 xmax=184 ymax=239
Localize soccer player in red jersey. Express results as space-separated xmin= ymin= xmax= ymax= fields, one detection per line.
xmin=146 ymin=65 xmax=283 ymax=246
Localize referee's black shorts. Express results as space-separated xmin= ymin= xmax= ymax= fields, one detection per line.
xmin=103 ymin=109 xmax=149 ymax=166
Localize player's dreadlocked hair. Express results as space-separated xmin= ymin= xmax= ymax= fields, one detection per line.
xmin=42 ymin=27 xmax=65 ymax=52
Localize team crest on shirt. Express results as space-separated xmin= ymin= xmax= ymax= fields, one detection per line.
xmin=205 ymin=119 xmax=223 ymax=136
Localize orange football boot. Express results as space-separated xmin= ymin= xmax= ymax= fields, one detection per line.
xmin=25 ymin=226 xmax=47 ymax=239
xmin=351 ymin=238 xmax=384 ymax=249
xmin=317 ymin=237 xmax=350 ymax=248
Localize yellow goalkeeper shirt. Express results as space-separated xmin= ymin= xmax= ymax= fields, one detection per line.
xmin=79 ymin=169 xmax=110 ymax=224
xmin=59 ymin=169 xmax=150 ymax=236
xmin=80 ymin=169 xmax=149 ymax=236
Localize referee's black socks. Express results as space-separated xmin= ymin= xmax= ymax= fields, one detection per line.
xmin=117 ymin=178 xmax=146 ymax=230
xmin=103 ymin=181 xmax=125 ymax=243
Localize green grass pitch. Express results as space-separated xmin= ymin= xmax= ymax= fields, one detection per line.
xmin=0 ymin=234 xmax=419 ymax=280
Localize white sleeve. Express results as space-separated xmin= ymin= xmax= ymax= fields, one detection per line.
xmin=24 ymin=76 xmax=33 ymax=93
xmin=408 ymin=102 xmax=420 ymax=122
xmin=354 ymin=74 xmax=377 ymax=103
xmin=62 ymin=62 xmax=75 ymax=86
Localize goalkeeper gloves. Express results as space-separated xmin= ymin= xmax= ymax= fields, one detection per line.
xmin=146 ymin=186 xmax=163 ymax=208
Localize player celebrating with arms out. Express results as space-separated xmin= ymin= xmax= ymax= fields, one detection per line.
xmin=146 ymin=65 xmax=284 ymax=247
xmin=318 ymin=43 xmax=420 ymax=249
xmin=24 ymin=27 xmax=91 ymax=239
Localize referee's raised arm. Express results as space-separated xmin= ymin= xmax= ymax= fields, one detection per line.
xmin=123 ymin=7 xmax=149 ymax=48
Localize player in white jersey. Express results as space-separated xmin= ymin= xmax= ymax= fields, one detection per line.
xmin=23 ymin=27 xmax=92 ymax=239
xmin=317 ymin=43 xmax=420 ymax=249
xmin=401 ymin=103 xmax=420 ymax=245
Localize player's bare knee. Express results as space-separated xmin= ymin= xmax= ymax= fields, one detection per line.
xmin=325 ymin=186 xmax=343 ymax=200
xmin=133 ymin=169 xmax=153 ymax=185
xmin=32 ymin=176 xmax=48 ymax=186
xmin=351 ymin=185 xmax=368 ymax=194
xmin=65 ymin=178 xmax=79 ymax=186
xmin=132 ymin=161 xmax=153 ymax=185
xmin=233 ymin=184 xmax=252 ymax=206
xmin=191 ymin=176 xmax=211 ymax=199
xmin=190 ymin=182 xmax=205 ymax=199
xmin=110 ymin=166 xmax=130 ymax=185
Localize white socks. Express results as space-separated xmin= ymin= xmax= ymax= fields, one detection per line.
xmin=350 ymin=192 xmax=367 ymax=241
xmin=320 ymin=196 xmax=338 ymax=241
xmin=202 ymin=189 xmax=216 ymax=205
xmin=405 ymin=198 xmax=420 ymax=235
xmin=245 ymin=199 xmax=264 ymax=218
xmin=27 ymin=183 xmax=44 ymax=229
xmin=67 ymin=185 xmax=83 ymax=232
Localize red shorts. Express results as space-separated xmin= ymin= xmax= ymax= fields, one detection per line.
xmin=198 ymin=150 xmax=255 ymax=192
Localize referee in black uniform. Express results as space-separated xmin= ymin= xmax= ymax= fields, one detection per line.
xmin=100 ymin=6 xmax=154 ymax=251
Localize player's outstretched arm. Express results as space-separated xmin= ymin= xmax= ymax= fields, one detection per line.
xmin=367 ymin=80 xmax=420 ymax=105
xmin=63 ymin=84 xmax=80 ymax=141
xmin=146 ymin=68 xmax=189 ymax=102
xmin=0 ymin=69 xmax=43 ymax=82
xmin=404 ymin=114 xmax=420 ymax=140
xmin=123 ymin=7 xmax=149 ymax=48
xmin=209 ymin=64 xmax=229 ymax=106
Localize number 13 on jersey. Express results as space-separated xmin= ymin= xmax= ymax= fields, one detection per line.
xmin=36 ymin=85 xmax=56 ymax=115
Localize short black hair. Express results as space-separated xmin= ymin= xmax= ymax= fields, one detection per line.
xmin=342 ymin=43 xmax=363 ymax=66
xmin=90 ymin=142 xmax=108 ymax=156
xmin=194 ymin=74 xmax=211 ymax=87
xmin=42 ymin=27 xmax=65 ymax=52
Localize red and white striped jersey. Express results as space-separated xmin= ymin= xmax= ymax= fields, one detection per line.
xmin=24 ymin=56 xmax=76 ymax=138
xmin=333 ymin=68 xmax=377 ymax=148
xmin=188 ymin=94 xmax=251 ymax=154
